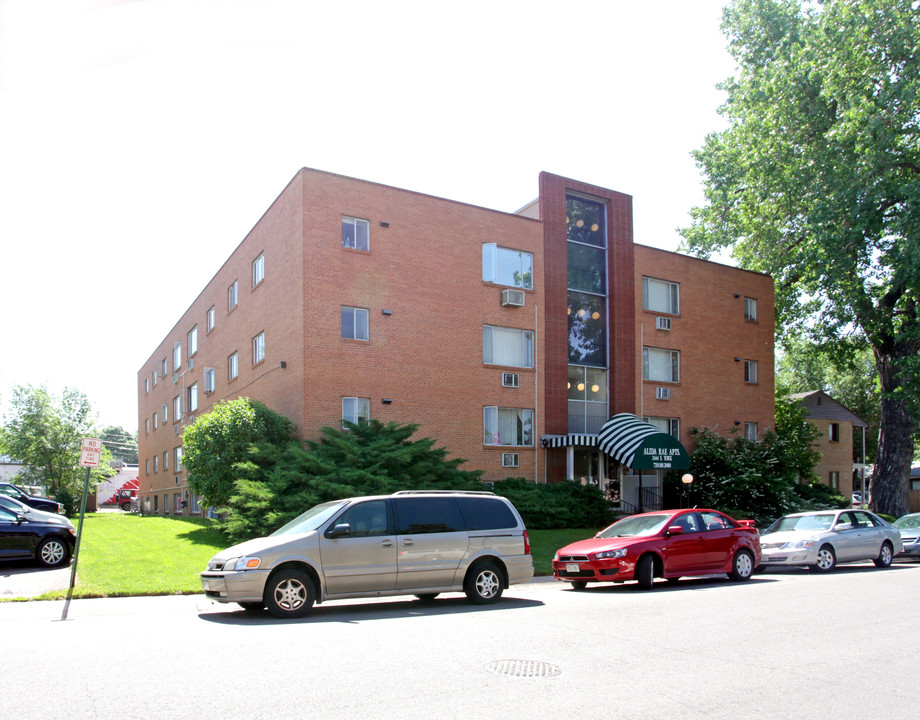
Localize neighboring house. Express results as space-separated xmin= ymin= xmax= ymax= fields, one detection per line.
xmin=137 ymin=168 xmax=775 ymax=516
xmin=790 ymin=390 xmax=868 ymax=499
xmin=0 ymin=455 xmax=24 ymax=483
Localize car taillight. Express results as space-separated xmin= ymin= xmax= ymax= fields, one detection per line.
xmin=523 ymin=530 xmax=531 ymax=555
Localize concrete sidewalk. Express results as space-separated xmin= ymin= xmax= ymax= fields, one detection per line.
xmin=0 ymin=563 xmax=72 ymax=600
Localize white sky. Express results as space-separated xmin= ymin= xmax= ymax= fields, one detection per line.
xmin=0 ymin=0 xmax=735 ymax=432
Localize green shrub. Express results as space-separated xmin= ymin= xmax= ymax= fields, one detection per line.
xmin=491 ymin=477 xmax=614 ymax=530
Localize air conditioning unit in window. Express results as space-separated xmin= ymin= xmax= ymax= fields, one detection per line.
xmin=656 ymin=387 xmax=671 ymax=400
xmin=187 ymin=358 xmax=195 ymax=370
xmin=656 ymin=316 xmax=672 ymax=331
xmin=501 ymin=452 xmax=519 ymax=468
xmin=172 ymin=373 xmax=179 ymax=384
xmin=500 ymin=289 xmax=525 ymax=307
xmin=502 ymin=372 xmax=519 ymax=388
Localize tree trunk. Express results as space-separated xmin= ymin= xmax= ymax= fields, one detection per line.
xmin=870 ymin=349 xmax=916 ymax=517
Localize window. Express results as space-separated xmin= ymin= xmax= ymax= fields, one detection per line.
xmin=342 ymin=397 xmax=370 ymax=427
xmin=228 ymin=351 xmax=239 ymax=380
xmin=566 ymin=195 xmax=606 ymax=247
xmin=144 ymin=378 xmax=149 ymax=394
xmin=642 ymin=277 xmax=680 ymax=315
xmin=228 ymin=280 xmax=238 ymax=311
xmin=334 ymin=500 xmax=389 ymax=536
xmin=744 ymin=422 xmax=758 ymax=441
xmin=744 ymin=359 xmax=758 ymax=383
xmin=153 ymin=412 xmax=158 ymax=430
xmin=152 ymin=370 xmax=157 ymax=388
xmin=175 ymin=494 xmax=183 ymax=513
xmin=207 ymin=306 xmax=216 ymax=332
xmin=700 ymin=511 xmax=733 ymax=530
xmin=482 ymin=244 xmax=534 ymax=290
xmin=829 ymin=471 xmax=840 ymax=490
xmin=341 ymin=306 xmax=369 ymax=341
xmin=483 ymin=326 xmax=534 ymax=368
xmin=188 ymin=382 xmax=198 ymax=413
xmin=161 ymin=358 xmax=168 ymax=377
xmin=342 ymin=216 xmax=370 ymax=251
xmin=643 ymin=347 xmax=680 ymax=383
xmin=455 ymin=497 xmax=516 ymax=531
xmin=163 ymin=451 xmax=168 ymax=471
xmin=744 ymin=297 xmax=757 ymax=321
xmin=644 ymin=416 xmax=680 ymax=438
xmin=192 ymin=494 xmax=201 ymax=513
xmin=161 ymin=404 xmax=168 ymax=423
xmin=153 ymin=455 xmax=159 ymax=473
xmin=145 ymin=418 xmax=149 ymax=435
xmin=252 ymin=252 xmax=265 ymax=287
xmin=568 ymin=291 xmax=607 ymax=366
xmin=146 ymin=459 xmax=150 ymax=475
xmin=253 ymin=332 xmax=265 ymax=365
xmin=394 ymin=497 xmax=466 ymax=535
xmin=174 ymin=447 xmax=183 ymax=472
xmin=173 ymin=342 xmax=182 ymax=372
xmin=483 ymin=407 xmax=534 ymax=446
xmin=829 ymin=423 xmax=840 ymax=442
xmin=569 ymin=366 xmax=607 ymax=434
xmin=188 ymin=326 xmax=198 ymax=356
xmin=204 ymin=367 xmax=215 ymax=394
xmin=173 ymin=394 xmax=181 ymax=421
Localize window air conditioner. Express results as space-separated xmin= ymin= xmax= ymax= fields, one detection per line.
xmin=172 ymin=373 xmax=178 ymax=384
xmin=502 ymin=372 xmax=519 ymax=388
xmin=656 ymin=387 xmax=671 ymax=400
xmin=187 ymin=358 xmax=195 ymax=370
xmin=500 ymin=289 xmax=525 ymax=307
xmin=501 ymin=452 xmax=519 ymax=468
xmin=655 ymin=316 xmax=672 ymax=331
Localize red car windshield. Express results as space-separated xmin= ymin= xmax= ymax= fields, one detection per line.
xmin=597 ymin=513 xmax=672 ymax=539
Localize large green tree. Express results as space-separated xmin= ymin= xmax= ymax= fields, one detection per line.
xmin=100 ymin=425 xmax=138 ymax=464
xmin=0 ymin=384 xmax=114 ymax=511
xmin=683 ymin=0 xmax=920 ymax=515
xmin=182 ymin=397 xmax=296 ymax=507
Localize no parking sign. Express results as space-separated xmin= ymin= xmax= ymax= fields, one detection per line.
xmin=79 ymin=437 xmax=102 ymax=467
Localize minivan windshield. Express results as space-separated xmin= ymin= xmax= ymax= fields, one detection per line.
xmin=597 ymin=513 xmax=671 ymax=539
xmin=271 ymin=500 xmax=348 ymax=536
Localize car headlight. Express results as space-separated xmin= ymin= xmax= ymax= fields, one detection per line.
xmin=223 ymin=556 xmax=262 ymax=571
xmin=595 ymin=548 xmax=627 ymax=560
xmin=783 ymin=540 xmax=816 ymax=550
xmin=553 ymin=552 xmax=559 ymax=562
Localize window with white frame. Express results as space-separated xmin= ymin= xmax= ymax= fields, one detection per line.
xmin=483 ymin=326 xmax=534 ymax=368
xmin=173 ymin=394 xmax=181 ymax=421
xmin=153 ymin=455 xmax=159 ymax=472
xmin=175 ymin=494 xmax=183 ymax=513
xmin=342 ymin=397 xmax=370 ymax=426
xmin=145 ymin=459 xmax=150 ymax=475
xmin=341 ymin=306 xmax=369 ymax=341
xmin=252 ymin=252 xmax=265 ymax=287
xmin=228 ymin=351 xmax=239 ymax=380
xmin=744 ymin=422 xmax=758 ymax=441
xmin=153 ymin=412 xmax=158 ymax=430
xmin=188 ymin=382 xmax=198 ymax=413
xmin=228 ymin=280 xmax=238 ymax=311
xmin=642 ymin=277 xmax=680 ymax=315
xmin=163 ymin=451 xmax=168 ymax=471
xmin=744 ymin=359 xmax=758 ymax=383
xmin=161 ymin=404 xmax=168 ymax=423
xmin=152 ymin=370 xmax=157 ymax=387
xmin=342 ymin=216 xmax=370 ymax=251
xmin=253 ymin=332 xmax=265 ymax=365
xmin=145 ymin=378 xmax=149 ymax=394
xmin=145 ymin=418 xmax=149 ymax=435
xmin=482 ymin=244 xmax=534 ymax=290
xmin=204 ymin=367 xmax=215 ymax=394
xmin=483 ymin=406 xmax=534 ymax=447
xmin=161 ymin=358 xmax=168 ymax=377
xmin=192 ymin=493 xmax=201 ymax=513
xmin=828 ymin=471 xmax=840 ymax=489
xmin=174 ymin=447 xmax=183 ymax=472
xmin=173 ymin=342 xmax=182 ymax=372
xmin=744 ymin=297 xmax=757 ymax=321
xmin=568 ymin=366 xmax=607 ymax=434
xmin=643 ymin=347 xmax=680 ymax=383
xmin=644 ymin=416 xmax=680 ymax=438
xmin=188 ymin=326 xmax=198 ymax=356
xmin=207 ymin=305 xmax=216 ymax=332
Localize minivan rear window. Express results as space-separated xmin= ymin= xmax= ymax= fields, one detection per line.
xmin=394 ymin=497 xmax=465 ymax=534
xmin=456 ymin=497 xmax=517 ymax=531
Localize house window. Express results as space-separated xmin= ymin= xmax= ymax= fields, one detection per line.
xmin=228 ymin=280 xmax=238 ymax=311
xmin=482 ymin=244 xmax=534 ymax=290
xmin=566 ymin=195 xmax=606 ymax=247
xmin=744 ymin=297 xmax=757 ymax=321
xmin=188 ymin=382 xmax=198 ymax=413
xmin=567 ymin=291 xmax=607 ymax=366
xmin=173 ymin=342 xmax=182 ymax=372
xmin=643 ymin=347 xmax=680 ymax=383
xmin=153 ymin=412 xmax=158 ymax=430
xmin=744 ymin=422 xmax=758 ymax=441
xmin=483 ymin=326 xmax=534 ymax=368
xmin=253 ymin=332 xmax=265 ymax=365
xmin=252 ymin=252 xmax=265 ymax=287
xmin=145 ymin=418 xmax=149 ymax=435
xmin=342 ymin=217 xmax=370 ymax=251
xmin=829 ymin=423 xmax=840 ymax=442
xmin=228 ymin=351 xmax=239 ymax=380
xmin=642 ymin=277 xmax=680 ymax=315
xmin=161 ymin=358 xmax=168 ymax=377
xmin=144 ymin=378 xmax=149 ymax=394
xmin=744 ymin=359 xmax=758 ymax=383
xmin=161 ymin=404 xmax=168 ymax=423
xmin=192 ymin=494 xmax=201 ymax=513
xmin=163 ymin=451 xmax=168 ymax=471
xmin=342 ymin=397 xmax=370 ymax=427
xmin=568 ymin=366 xmax=608 ymax=434
xmin=483 ymin=407 xmax=534 ymax=447
xmin=145 ymin=459 xmax=150 ymax=475
xmin=152 ymin=370 xmax=157 ymax=388
xmin=174 ymin=447 xmax=183 ymax=472
xmin=644 ymin=416 xmax=680 ymax=438
xmin=207 ymin=306 xmax=216 ymax=332
xmin=204 ymin=367 xmax=215 ymax=394
xmin=175 ymin=494 xmax=183 ymax=513
xmin=188 ymin=326 xmax=198 ymax=356
xmin=153 ymin=455 xmax=159 ymax=473
xmin=173 ymin=394 xmax=181 ymax=421
xmin=341 ymin=306 xmax=369 ymax=341
xmin=829 ymin=471 xmax=840 ymax=490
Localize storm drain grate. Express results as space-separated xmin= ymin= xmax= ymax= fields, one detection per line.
xmin=485 ymin=660 xmax=561 ymax=678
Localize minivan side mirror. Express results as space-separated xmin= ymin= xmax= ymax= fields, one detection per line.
xmin=327 ymin=523 xmax=352 ymax=538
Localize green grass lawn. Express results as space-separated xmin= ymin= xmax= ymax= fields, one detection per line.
xmin=27 ymin=514 xmax=597 ymax=600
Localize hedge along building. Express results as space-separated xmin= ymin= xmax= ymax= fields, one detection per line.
xmin=136 ymin=168 xmax=774 ymax=516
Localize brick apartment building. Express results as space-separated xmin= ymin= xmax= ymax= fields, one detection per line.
xmin=137 ymin=168 xmax=774 ymax=516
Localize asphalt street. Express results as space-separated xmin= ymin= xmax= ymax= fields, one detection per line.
xmin=2 ymin=563 xmax=919 ymax=720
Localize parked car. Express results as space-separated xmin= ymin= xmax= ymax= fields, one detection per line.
xmin=893 ymin=512 xmax=920 ymax=559
xmin=0 ymin=495 xmax=75 ymax=530
xmin=0 ymin=482 xmax=63 ymax=514
xmin=0 ymin=504 xmax=76 ymax=567
xmin=759 ymin=509 xmax=902 ymax=572
xmin=552 ymin=508 xmax=761 ymax=591
xmin=201 ymin=490 xmax=534 ymax=618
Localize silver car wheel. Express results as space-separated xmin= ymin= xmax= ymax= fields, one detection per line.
xmin=815 ymin=546 xmax=836 ymax=571
xmin=730 ymin=550 xmax=754 ymax=581
xmin=274 ymin=578 xmax=307 ymax=611
xmin=476 ymin=569 xmax=500 ymax=599
xmin=39 ymin=539 xmax=65 ymax=566
xmin=465 ymin=561 xmax=504 ymax=604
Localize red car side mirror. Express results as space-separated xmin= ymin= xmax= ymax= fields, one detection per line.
xmin=666 ymin=525 xmax=684 ymax=535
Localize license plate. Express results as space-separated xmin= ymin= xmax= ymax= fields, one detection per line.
xmin=565 ymin=563 xmax=580 ymax=573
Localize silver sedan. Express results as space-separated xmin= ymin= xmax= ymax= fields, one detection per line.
xmin=759 ymin=509 xmax=903 ymax=572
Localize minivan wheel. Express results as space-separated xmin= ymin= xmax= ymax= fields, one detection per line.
xmin=464 ymin=561 xmax=503 ymax=604
xmin=263 ymin=569 xmax=316 ymax=619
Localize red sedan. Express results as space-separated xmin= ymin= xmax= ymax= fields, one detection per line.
xmin=553 ymin=508 xmax=761 ymax=590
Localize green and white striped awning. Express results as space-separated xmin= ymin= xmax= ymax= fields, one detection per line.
xmin=596 ymin=413 xmax=690 ymax=470
xmin=540 ymin=434 xmax=597 ymax=448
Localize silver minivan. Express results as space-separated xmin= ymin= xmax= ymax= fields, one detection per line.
xmin=201 ymin=490 xmax=534 ymax=618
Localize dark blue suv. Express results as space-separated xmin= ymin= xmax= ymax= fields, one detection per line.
xmin=0 ymin=483 xmax=63 ymax=514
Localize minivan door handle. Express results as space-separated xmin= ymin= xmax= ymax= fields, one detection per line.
xmin=401 ymin=539 xmax=414 ymax=546
xmin=380 ymin=540 xmax=393 ymax=548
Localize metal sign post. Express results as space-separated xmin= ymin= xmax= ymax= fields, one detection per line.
xmin=60 ymin=438 xmax=101 ymax=621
